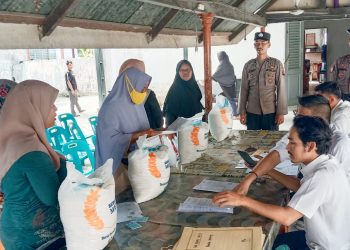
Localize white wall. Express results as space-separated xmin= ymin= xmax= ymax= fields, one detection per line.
xmin=101 ymin=23 xmax=286 ymax=105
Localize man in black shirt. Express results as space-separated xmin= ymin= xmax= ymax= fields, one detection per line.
xmin=65 ymin=60 xmax=84 ymax=117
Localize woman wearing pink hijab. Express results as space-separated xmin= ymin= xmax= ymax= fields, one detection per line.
xmin=0 ymin=80 xmax=66 ymax=249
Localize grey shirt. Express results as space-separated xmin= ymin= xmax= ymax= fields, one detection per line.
xmin=239 ymin=57 xmax=288 ymax=115
xmin=330 ymin=54 xmax=350 ymax=94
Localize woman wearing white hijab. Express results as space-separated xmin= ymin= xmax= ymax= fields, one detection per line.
xmin=0 ymin=80 xmax=66 ymax=249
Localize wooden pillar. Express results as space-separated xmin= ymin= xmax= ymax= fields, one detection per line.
xmin=199 ymin=13 xmax=213 ymax=119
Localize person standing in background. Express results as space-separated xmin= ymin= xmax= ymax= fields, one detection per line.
xmin=330 ymin=28 xmax=350 ymax=101
xmin=65 ymin=60 xmax=84 ymax=117
xmin=239 ymin=31 xmax=287 ymax=131
xmin=144 ymin=89 xmax=164 ymax=129
xmin=163 ymin=60 xmax=203 ymax=126
xmin=212 ymin=51 xmax=238 ymax=116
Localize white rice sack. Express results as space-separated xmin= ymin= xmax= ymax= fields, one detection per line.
xmin=58 ymin=159 xmax=117 ymax=250
xmin=178 ymin=121 xmax=209 ymax=164
xmin=128 ymin=145 xmax=170 ymax=203
xmin=208 ymin=106 xmax=232 ymax=141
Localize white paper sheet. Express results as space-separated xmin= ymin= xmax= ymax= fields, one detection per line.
xmin=193 ymin=179 xmax=238 ymax=192
xmin=177 ymin=197 xmax=234 ymax=213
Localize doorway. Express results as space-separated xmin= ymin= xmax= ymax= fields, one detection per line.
xmin=303 ymin=28 xmax=327 ymax=94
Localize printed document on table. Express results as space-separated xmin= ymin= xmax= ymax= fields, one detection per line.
xmin=173 ymin=226 xmax=264 ymax=250
xmin=193 ymin=179 xmax=239 ymax=192
xmin=177 ymin=197 xmax=234 ymax=214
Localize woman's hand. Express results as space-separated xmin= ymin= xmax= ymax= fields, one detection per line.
xmin=145 ymin=129 xmax=161 ymax=137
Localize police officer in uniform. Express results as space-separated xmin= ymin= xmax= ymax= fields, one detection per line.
xmin=238 ymin=31 xmax=288 ymax=131
xmin=330 ymin=28 xmax=350 ymax=101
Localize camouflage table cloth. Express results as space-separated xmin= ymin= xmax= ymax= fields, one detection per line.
xmin=174 ymin=130 xmax=287 ymax=177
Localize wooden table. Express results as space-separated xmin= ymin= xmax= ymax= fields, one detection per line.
xmin=115 ymin=130 xmax=288 ymax=250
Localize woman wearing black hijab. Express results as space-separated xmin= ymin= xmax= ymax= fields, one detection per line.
xmin=163 ymin=60 xmax=204 ymax=126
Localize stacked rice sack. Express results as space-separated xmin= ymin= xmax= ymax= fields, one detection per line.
xmin=58 ymin=159 xmax=117 ymax=250
xmin=128 ymin=138 xmax=170 ymax=203
xmin=208 ymin=95 xmax=232 ymax=141
xmin=178 ymin=120 xmax=209 ymax=164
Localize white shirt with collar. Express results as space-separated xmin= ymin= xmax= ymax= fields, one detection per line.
xmin=271 ymin=133 xmax=289 ymax=162
xmin=331 ymin=100 xmax=350 ymax=136
xmin=329 ymin=130 xmax=350 ymax=182
xmin=288 ymin=155 xmax=350 ymax=250
xmin=271 ymin=130 xmax=350 ymax=184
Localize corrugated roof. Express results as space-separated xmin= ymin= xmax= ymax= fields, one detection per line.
xmin=0 ymin=0 xmax=349 ymax=48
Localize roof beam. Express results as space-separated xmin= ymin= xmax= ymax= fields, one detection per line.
xmin=228 ymin=0 xmax=278 ymax=42
xmin=146 ymin=9 xmax=178 ymax=43
xmin=137 ymin=0 xmax=266 ymax=26
xmin=196 ymin=0 xmax=246 ymax=44
xmin=198 ymin=18 xmax=223 ymax=44
xmin=267 ymin=7 xmax=350 ymax=23
xmin=0 ymin=11 xmax=231 ymax=37
xmin=228 ymin=23 xmax=247 ymax=41
xmin=40 ymin=0 xmax=77 ymax=39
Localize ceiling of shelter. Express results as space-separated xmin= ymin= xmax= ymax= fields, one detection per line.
xmin=0 ymin=0 xmax=349 ymax=48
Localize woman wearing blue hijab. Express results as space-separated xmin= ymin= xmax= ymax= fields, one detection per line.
xmin=95 ymin=59 xmax=159 ymax=182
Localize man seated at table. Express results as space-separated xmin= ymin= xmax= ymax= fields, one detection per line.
xmin=213 ymin=115 xmax=350 ymax=249
xmin=314 ymin=81 xmax=350 ymax=136
xmin=234 ymin=94 xmax=350 ymax=195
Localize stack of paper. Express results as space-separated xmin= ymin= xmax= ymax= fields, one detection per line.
xmin=173 ymin=226 xmax=265 ymax=250
xmin=193 ymin=179 xmax=238 ymax=193
xmin=177 ymin=197 xmax=233 ymax=214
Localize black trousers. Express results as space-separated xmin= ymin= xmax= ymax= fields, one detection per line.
xmin=272 ymin=231 xmax=309 ymax=250
xmin=246 ymin=112 xmax=278 ymax=131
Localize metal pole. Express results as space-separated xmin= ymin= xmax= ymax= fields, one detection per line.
xmin=94 ymin=49 xmax=107 ymax=107
xmin=199 ymin=13 xmax=213 ymax=120
xmin=183 ymin=48 xmax=188 ymax=60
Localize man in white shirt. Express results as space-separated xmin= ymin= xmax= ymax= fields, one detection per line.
xmin=234 ymin=94 xmax=350 ymax=195
xmin=213 ymin=116 xmax=350 ymax=249
xmin=315 ymin=81 xmax=350 ymax=136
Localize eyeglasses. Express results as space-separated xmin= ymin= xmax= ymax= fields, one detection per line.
xmin=179 ymin=68 xmax=191 ymax=73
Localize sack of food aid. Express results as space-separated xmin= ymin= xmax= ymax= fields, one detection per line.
xmin=128 ymin=142 xmax=170 ymax=203
xmin=208 ymin=95 xmax=232 ymax=141
xmin=58 ymin=159 xmax=117 ymax=250
xmin=178 ymin=120 xmax=209 ymax=164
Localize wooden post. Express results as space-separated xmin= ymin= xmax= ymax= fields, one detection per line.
xmin=199 ymin=13 xmax=213 ymax=120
